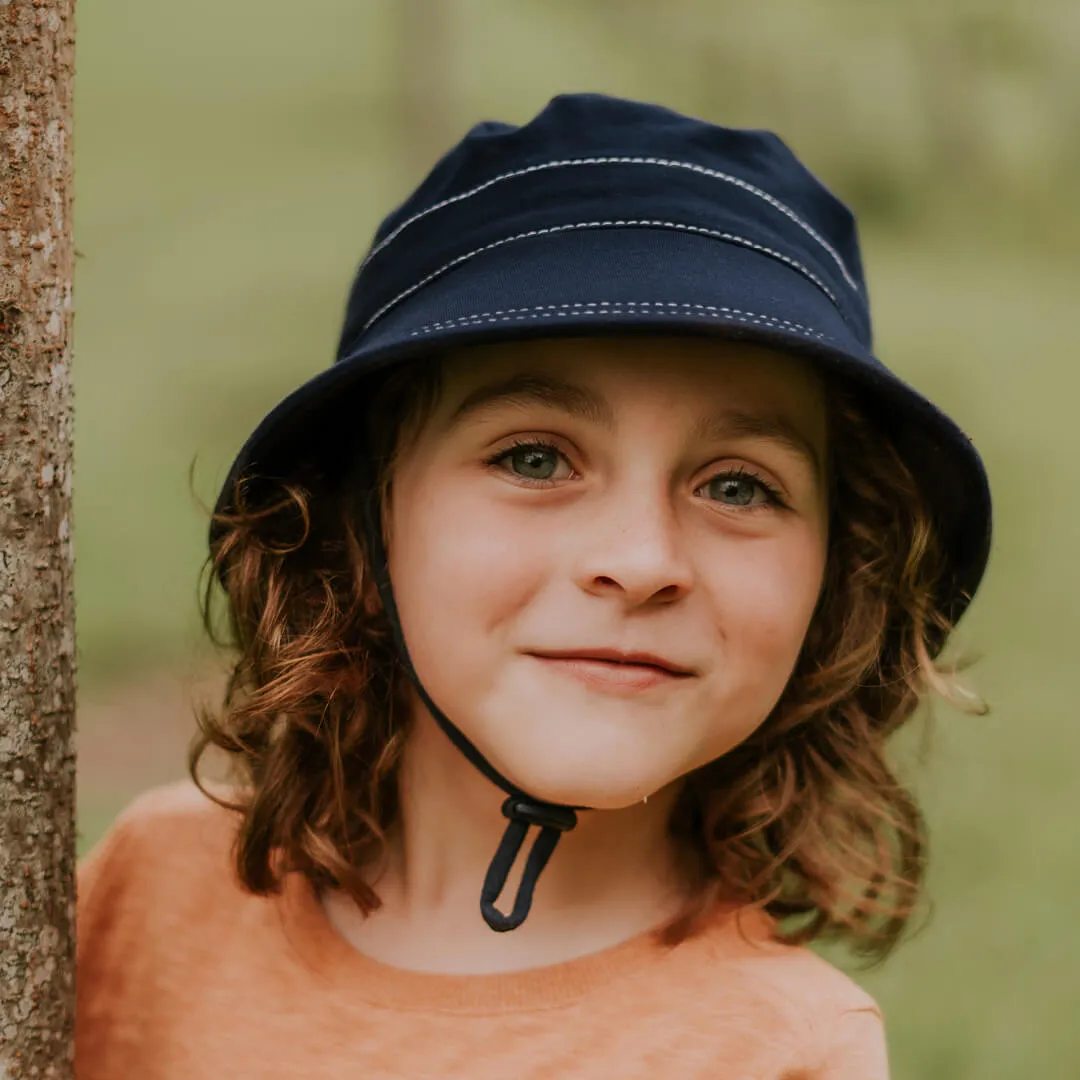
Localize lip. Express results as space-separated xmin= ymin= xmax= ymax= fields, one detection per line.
xmin=526 ymin=648 xmax=695 ymax=694
xmin=528 ymin=653 xmax=693 ymax=694
xmin=528 ymin=647 xmax=694 ymax=675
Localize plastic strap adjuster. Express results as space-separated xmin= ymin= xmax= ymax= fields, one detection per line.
xmin=479 ymin=798 xmax=579 ymax=932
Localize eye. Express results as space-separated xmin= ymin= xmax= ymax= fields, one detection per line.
xmin=487 ymin=440 xmax=574 ymax=483
xmin=697 ymin=468 xmax=783 ymax=509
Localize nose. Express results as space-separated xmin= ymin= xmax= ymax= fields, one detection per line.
xmin=572 ymin=481 xmax=695 ymax=608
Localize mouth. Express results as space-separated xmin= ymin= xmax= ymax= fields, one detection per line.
xmin=526 ymin=648 xmax=695 ymax=677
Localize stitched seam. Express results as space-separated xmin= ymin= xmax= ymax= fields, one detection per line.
xmin=411 ymin=301 xmax=825 ymax=336
xmin=406 ymin=301 xmax=833 ymax=342
xmin=361 ymin=156 xmax=860 ymax=294
xmin=362 ymin=220 xmax=840 ymax=333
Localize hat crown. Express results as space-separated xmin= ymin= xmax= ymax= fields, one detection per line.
xmin=338 ymin=93 xmax=872 ymax=360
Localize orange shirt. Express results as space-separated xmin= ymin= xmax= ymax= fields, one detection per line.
xmin=77 ymin=782 xmax=889 ymax=1079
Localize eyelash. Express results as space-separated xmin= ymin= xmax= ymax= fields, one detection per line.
xmin=484 ymin=439 xmax=787 ymax=510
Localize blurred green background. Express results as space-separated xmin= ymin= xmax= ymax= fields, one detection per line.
xmin=74 ymin=1 xmax=1078 ymax=1076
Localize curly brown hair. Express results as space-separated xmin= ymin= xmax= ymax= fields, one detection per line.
xmin=192 ymin=343 xmax=986 ymax=964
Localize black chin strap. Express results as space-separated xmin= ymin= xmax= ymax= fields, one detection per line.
xmin=482 ymin=799 xmax=578 ymax=931
xmin=360 ymin=480 xmax=581 ymax=932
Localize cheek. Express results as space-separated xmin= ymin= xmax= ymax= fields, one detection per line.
xmin=722 ymin=529 xmax=825 ymax=650
xmin=387 ymin=480 xmax=550 ymax=667
xmin=694 ymin=524 xmax=827 ymax=750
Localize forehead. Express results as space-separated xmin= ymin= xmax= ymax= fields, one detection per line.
xmin=436 ymin=335 xmax=827 ymax=443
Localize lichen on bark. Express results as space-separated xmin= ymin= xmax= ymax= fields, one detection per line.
xmin=0 ymin=1 xmax=77 ymax=1076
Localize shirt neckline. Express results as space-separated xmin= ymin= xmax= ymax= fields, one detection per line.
xmin=276 ymin=872 xmax=775 ymax=1015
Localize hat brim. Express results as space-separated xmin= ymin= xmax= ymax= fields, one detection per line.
xmin=214 ymin=226 xmax=991 ymax=628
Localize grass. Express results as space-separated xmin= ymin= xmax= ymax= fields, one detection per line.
xmin=72 ymin=2 xmax=1079 ymax=1075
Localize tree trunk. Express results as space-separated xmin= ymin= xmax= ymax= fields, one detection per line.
xmin=0 ymin=1 xmax=77 ymax=1077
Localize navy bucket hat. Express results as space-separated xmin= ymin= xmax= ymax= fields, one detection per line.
xmin=212 ymin=92 xmax=992 ymax=932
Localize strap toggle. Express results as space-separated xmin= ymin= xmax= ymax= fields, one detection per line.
xmin=501 ymin=797 xmax=578 ymax=832
xmin=480 ymin=799 xmax=579 ymax=932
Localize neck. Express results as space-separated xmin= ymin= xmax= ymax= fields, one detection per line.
xmin=322 ymin=705 xmax=690 ymax=975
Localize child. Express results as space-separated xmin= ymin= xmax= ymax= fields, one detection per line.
xmin=76 ymin=93 xmax=992 ymax=1078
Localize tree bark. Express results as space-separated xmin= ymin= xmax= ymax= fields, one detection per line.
xmin=0 ymin=1 xmax=77 ymax=1077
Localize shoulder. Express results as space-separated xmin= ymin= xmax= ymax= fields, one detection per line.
xmin=665 ymin=907 xmax=889 ymax=1075
xmin=86 ymin=777 xmax=236 ymax=842
xmin=727 ymin=921 xmax=880 ymax=1019
xmin=687 ymin=906 xmax=881 ymax=1015
xmin=77 ymin=782 xmax=266 ymax=1021
xmin=77 ymin=780 xmax=245 ymax=950
xmin=80 ymin=779 xmax=237 ymax=878
xmin=76 ymin=783 xmax=280 ymax=1074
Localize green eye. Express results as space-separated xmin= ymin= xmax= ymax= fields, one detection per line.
xmin=500 ymin=443 xmax=562 ymax=480
xmin=509 ymin=446 xmax=558 ymax=479
xmin=702 ymin=472 xmax=777 ymax=508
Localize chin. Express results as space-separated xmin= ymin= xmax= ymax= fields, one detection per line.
xmin=506 ymin=773 xmax=660 ymax=812
xmin=479 ymin=727 xmax=687 ymax=811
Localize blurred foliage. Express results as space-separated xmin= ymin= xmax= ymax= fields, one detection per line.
xmin=557 ymin=0 xmax=1080 ymax=237
xmin=73 ymin=2 xmax=1077 ymax=1076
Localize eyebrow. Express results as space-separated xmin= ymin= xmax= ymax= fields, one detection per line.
xmin=690 ymin=410 xmax=822 ymax=479
xmin=447 ymin=373 xmax=614 ymax=429
xmin=447 ymin=372 xmax=822 ymax=478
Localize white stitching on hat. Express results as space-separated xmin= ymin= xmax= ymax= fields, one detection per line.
xmin=411 ymin=301 xmax=826 ymax=337
xmin=361 ymin=156 xmax=861 ymax=295
xmin=405 ymin=301 xmax=834 ymax=342
xmin=362 ymin=220 xmax=839 ymax=333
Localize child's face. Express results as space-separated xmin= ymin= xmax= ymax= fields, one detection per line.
xmin=385 ymin=335 xmax=829 ymax=809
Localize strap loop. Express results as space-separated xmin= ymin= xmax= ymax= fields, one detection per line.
xmin=480 ymin=799 xmax=578 ymax=932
